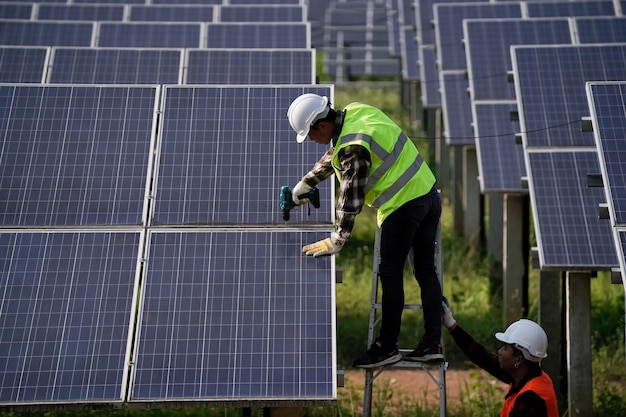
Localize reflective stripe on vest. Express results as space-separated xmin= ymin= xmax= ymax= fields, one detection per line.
xmin=339 ymin=131 xmax=425 ymax=207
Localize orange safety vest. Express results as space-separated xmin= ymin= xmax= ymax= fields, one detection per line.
xmin=500 ymin=371 xmax=559 ymax=417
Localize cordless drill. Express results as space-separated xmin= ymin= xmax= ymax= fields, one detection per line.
xmin=280 ymin=185 xmax=320 ymax=221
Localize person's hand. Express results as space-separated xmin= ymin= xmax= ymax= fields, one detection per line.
xmin=302 ymin=238 xmax=342 ymax=257
xmin=292 ymin=181 xmax=312 ymax=205
xmin=442 ymin=296 xmax=457 ymax=330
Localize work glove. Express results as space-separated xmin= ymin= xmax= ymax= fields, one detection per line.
xmin=292 ymin=181 xmax=312 ymax=206
xmin=442 ymin=296 xmax=457 ymax=330
xmin=303 ymin=238 xmax=342 ymax=258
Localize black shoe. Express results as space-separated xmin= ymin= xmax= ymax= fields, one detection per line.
xmin=405 ymin=341 xmax=444 ymax=362
xmin=353 ymin=339 xmax=402 ymax=368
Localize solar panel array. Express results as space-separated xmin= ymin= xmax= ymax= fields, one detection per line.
xmin=0 ymin=0 xmax=338 ymax=410
xmin=512 ymin=43 xmax=626 ymax=270
xmin=586 ymin=82 xmax=626 ymax=281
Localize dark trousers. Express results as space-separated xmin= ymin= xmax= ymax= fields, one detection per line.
xmin=378 ymin=187 xmax=442 ymax=348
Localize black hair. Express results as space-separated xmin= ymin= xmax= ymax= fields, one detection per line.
xmin=311 ymin=106 xmax=336 ymax=130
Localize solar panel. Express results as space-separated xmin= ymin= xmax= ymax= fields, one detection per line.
xmin=473 ymin=102 xmax=523 ymax=193
xmin=525 ymin=0 xmax=617 ymax=17
xmin=0 ymin=20 xmax=95 ymax=47
xmin=0 ymin=231 xmax=141 ymax=405
xmin=229 ymin=0 xmax=304 ymax=4
xmin=524 ymin=150 xmax=617 ymax=269
xmin=419 ymin=46 xmax=439 ymax=107
xmin=576 ymin=16 xmax=626 ymax=43
xmin=219 ymin=5 xmax=305 ymax=22
xmin=440 ymin=71 xmax=474 ymax=145
xmin=97 ymin=23 xmax=202 ymax=48
xmin=152 ymin=0 xmax=221 ymax=4
xmin=0 ymin=2 xmax=33 ymax=19
xmin=48 ymin=47 xmax=183 ymax=84
xmin=151 ymin=85 xmax=334 ymax=226
xmin=37 ymin=4 xmax=124 ymax=21
xmin=128 ymin=5 xmax=215 ymax=23
xmin=184 ymin=49 xmax=315 ymax=84
xmin=205 ymin=23 xmax=310 ymax=49
xmin=73 ymin=0 xmax=144 ymax=4
xmin=0 ymin=84 xmax=158 ymax=227
xmin=464 ymin=18 xmax=572 ymax=101
xmin=0 ymin=46 xmax=49 ymax=83
xmin=512 ymin=44 xmax=626 ymax=148
xmin=586 ymin=81 xmax=626 ymax=226
xmin=130 ymin=229 xmax=335 ymax=404
xmin=434 ymin=2 xmax=522 ymax=71
xmin=400 ymin=27 xmax=419 ymax=80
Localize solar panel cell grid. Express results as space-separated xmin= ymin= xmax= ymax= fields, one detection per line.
xmin=128 ymin=5 xmax=215 ymax=23
xmin=0 ymin=3 xmax=33 ymax=19
xmin=576 ymin=16 xmax=626 ymax=43
xmin=205 ymin=23 xmax=309 ymax=49
xmin=37 ymin=4 xmax=125 ymax=21
xmin=0 ymin=231 xmax=140 ymax=404
xmin=219 ymin=5 xmax=304 ymax=22
xmin=97 ymin=23 xmax=202 ymax=48
xmin=0 ymin=84 xmax=158 ymax=227
xmin=152 ymin=85 xmax=333 ymax=226
xmin=0 ymin=47 xmax=48 ymax=83
xmin=131 ymin=230 xmax=335 ymax=401
xmin=526 ymin=0 xmax=617 ymax=17
xmin=48 ymin=47 xmax=183 ymax=84
xmin=0 ymin=20 xmax=94 ymax=47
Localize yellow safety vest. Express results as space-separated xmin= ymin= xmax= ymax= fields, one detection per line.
xmin=332 ymin=102 xmax=436 ymax=226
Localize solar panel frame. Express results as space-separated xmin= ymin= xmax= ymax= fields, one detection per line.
xmin=0 ymin=46 xmax=49 ymax=83
xmin=184 ymin=49 xmax=315 ymax=85
xmin=48 ymin=47 xmax=184 ymax=84
xmin=0 ymin=84 xmax=160 ymax=228
xmin=97 ymin=22 xmax=203 ymax=48
xmin=151 ymin=85 xmax=334 ymax=226
xmin=586 ymin=81 xmax=626 ymax=226
xmin=0 ymin=20 xmax=95 ymax=47
xmin=129 ymin=229 xmax=336 ymax=406
xmin=205 ymin=23 xmax=310 ymax=49
xmin=0 ymin=230 xmax=143 ymax=407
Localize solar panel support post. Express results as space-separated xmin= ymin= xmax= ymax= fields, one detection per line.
xmin=362 ymin=219 xmax=447 ymax=417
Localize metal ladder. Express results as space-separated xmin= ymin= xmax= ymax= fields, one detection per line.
xmin=362 ymin=222 xmax=447 ymax=417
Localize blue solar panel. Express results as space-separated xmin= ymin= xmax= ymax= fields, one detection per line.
xmin=401 ymin=27 xmax=419 ymax=80
xmin=434 ymin=2 xmax=522 ymax=71
xmin=0 ymin=85 xmax=158 ymax=227
xmin=0 ymin=47 xmax=48 ymax=83
xmin=576 ymin=16 xmax=626 ymax=43
xmin=512 ymin=44 xmax=626 ymax=148
xmin=229 ymin=0 xmax=303 ymax=4
xmin=0 ymin=231 xmax=140 ymax=405
xmin=48 ymin=47 xmax=183 ymax=84
xmin=128 ymin=5 xmax=215 ymax=22
xmin=419 ymin=45 xmax=440 ymax=107
xmin=185 ymin=49 xmax=315 ymax=84
xmin=0 ymin=20 xmax=94 ymax=47
xmin=525 ymin=150 xmax=617 ymax=269
xmin=474 ymin=102 xmax=523 ymax=193
xmin=586 ymin=82 xmax=626 ymax=226
xmin=441 ymin=71 xmax=474 ymax=145
xmin=219 ymin=5 xmax=305 ymax=22
xmin=37 ymin=4 xmax=124 ymax=21
xmin=205 ymin=23 xmax=309 ymax=48
xmin=526 ymin=0 xmax=617 ymax=17
xmin=0 ymin=3 xmax=33 ymax=19
xmin=97 ymin=23 xmax=202 ymax=48
xmin=74 ymin=0 xmax=144 ymax=4
xmin=465 ymin=18 xmax=571 ymax=101
xmin=152 ymin=85 xmax=334 ymax=226
xmin=130 ymin=230 xmax=335 ymax=403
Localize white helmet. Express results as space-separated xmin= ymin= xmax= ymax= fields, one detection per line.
xmin=287 ymin=93 xmax=330 ymax=143
xmin=495 ymin=319 xmax=548 ymax=362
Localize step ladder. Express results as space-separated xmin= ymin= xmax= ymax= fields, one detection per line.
xmin=362 ymin=222 xmax=447 ymax=417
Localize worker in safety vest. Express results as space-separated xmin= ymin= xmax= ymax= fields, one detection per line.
xmin=442 ymin=298 xmax=559 ymax=417
xmin=286 ymin=93 xmax=443 ymax=367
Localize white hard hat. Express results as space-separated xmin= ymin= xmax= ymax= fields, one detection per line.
xmin=287 ymin=93 xmax=330 ymax=143
xmin=495 ymin=319 xmax=548 ymax=362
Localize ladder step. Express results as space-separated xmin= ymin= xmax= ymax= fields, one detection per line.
xmin=372 ymin=303 xmax=423 ymax=310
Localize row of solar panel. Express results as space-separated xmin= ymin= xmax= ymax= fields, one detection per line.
xmin=0 ymin=3 xmax=305 ymax=22
xmin=0 ymin=20 xmax=310 ymax=48
xmin=0 ymin=228 xmax=334 ymax=405
xmin=0 ymin=0 xmax=304 ymax=4
xmin=0 ymin=84 xmax=334 ymax=228
xmin=0 ymin=46 xmax=316 ymax=84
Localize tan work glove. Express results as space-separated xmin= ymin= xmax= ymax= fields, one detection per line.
xmin=302 ymin=238 xmax=342 ymax=258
